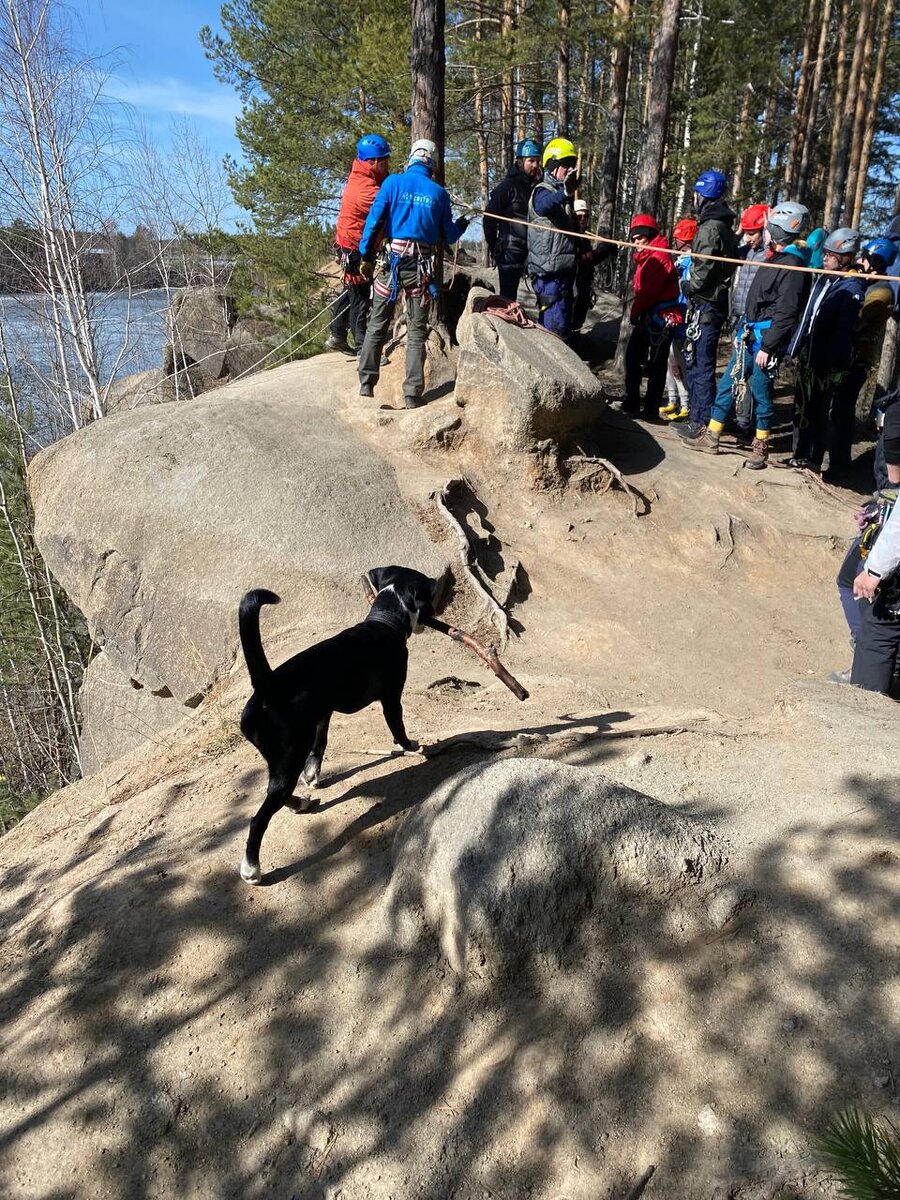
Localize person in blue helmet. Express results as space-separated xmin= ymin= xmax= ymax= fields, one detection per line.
xmin=326 ymin=134 xmax=392 ymax=355
xmin=677 ymin=169 xmax=739 ymax=439
xmin=356 ymin=139 xmax=469 ymax=408
xmin=483 ymin=138 xmax=542 ymax=301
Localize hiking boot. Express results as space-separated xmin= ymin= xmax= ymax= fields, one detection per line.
xmin=659 ymin=401 xmax=678 ymax=418
xmin=359 ymin=382 xmax=375 ymax=398
xmin=828 ymin=668 xmax=851 ymax=685
xmin=665 ymin=407 xmax=690 ymax=423
xmin=676 ymin=420 xmax=706 ymax=439
xmin=325 ymin=334 xmax=353 ymax=354
xmin=404 ymin=395 xmax=423 ymax=409
xmin=681 ymin=428 xmax=720 ymax=455
xmin=745 ymin=437 xmax=769 ymax=469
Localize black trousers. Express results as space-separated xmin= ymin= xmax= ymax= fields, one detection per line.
xmin=851 ymin=594 xmax=900 ymax=694
xmin=497 ymin=264 xmax=524 ymax=302
xmin=330 ymin=280 xmax=372 ymax=348
xmin=625 ymin=322 xmax=673 ymax=414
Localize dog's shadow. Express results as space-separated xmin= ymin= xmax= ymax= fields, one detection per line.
xmin=263 ymin=711 xmax=633 ymax=886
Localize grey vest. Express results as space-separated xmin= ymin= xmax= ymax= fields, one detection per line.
xmin=527 ymin=181 xmax=577 ymax=277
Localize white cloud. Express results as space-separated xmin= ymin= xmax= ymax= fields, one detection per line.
xmin=107 ymin=76 xmax=241 ymax=126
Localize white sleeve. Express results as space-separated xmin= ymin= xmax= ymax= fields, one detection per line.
xmin=866 ymin=499 xmax=900 ymax=578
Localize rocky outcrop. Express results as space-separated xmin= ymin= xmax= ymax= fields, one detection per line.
xmin=79 ymin=650 xmax=191 ymax=774
xmin=453 ymin=287 xmax=607 ymax=475
xmin=385 ymin=757 xmax=737 ymax=978
xmin=29 ymin=376 xmax=448 ymax=769
xmin=165 ymin=287 xmax=236 ymax=382
xmin=163 ymin=290 xmax=279 ymax=392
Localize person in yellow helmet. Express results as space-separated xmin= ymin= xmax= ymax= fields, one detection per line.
xmin=526 ymin=137 xmax=581 ymax=340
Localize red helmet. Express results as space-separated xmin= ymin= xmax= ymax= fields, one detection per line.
xmin=628 ymin=213 xmax=658 ymax=238
xmin=672 ymin=218 xmax=698 ymax=243
xmin=740 ymin=203 xmax=768 ymax=232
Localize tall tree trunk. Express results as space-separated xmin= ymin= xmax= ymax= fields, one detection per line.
xmin=514 ymin=0 xmax=526 ymax=141
xmin=823 ymin=0 xmax=855 ymax=226
xmin=473 ymin=0 xmax=490 ymax=264
xmin=500 ymin=0 xmax=515 ymax=157
xmin=785 ymin=0 xmax=818 ymax=196
xmin=843 ymin=0 xmax=877 ymax=221
xmin=731 ymin=82 xmax=753 ymax=203
xmin=674 ymin=2 xmax=703 ymax=215
xmin=633 ymin=0 xmax=682 ymax=216
xmin=411 ymin=0 xmax=445 ymax=162
xmin=851 ymin=0 xmax=894 ymax=225
xmin=558 ymin=0 xmax=571 ymax=133
xmin=796 ymin=0 xmax=834 ymax=201
xmin=754 ymin=85 xmax=778 ymax=189
xmin=596 ymin=0 xmax=631 ymax=234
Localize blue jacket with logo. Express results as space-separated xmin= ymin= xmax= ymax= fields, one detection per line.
xmin=359 ymin=162 xmax=467 ymax=259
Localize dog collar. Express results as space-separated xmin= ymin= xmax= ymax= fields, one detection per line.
xmin=365 ymin=609 xmax=410 ymax=636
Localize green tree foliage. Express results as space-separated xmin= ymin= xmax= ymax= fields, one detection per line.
xmin=201 ymin=0 xmax=411 ymax=324
xmin=0 ymin=382 xmax=87 ymax=829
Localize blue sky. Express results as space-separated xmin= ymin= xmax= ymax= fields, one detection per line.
xmin=77 ymin=0 xmax=243 ymax=165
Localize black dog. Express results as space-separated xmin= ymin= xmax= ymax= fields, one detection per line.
xmin=238 ymin=565 xmax=437 ymax=884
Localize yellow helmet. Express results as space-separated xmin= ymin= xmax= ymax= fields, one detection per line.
xmin=542 ymin=137 xmax=578 ymax=169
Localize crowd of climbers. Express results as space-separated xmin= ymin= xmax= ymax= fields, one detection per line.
xmin=326 ymin=133 xmax=900 ymax=697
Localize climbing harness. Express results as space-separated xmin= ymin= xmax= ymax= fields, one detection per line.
xmin=374 ymin=239 xmax=438 ymax=305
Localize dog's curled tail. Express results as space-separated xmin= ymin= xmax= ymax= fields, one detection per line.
xmin=238 ymin=589 xmax=280 ymax=692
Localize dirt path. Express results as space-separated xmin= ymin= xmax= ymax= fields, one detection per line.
xmin=0 ymin=356 xmax=896 ymax=1199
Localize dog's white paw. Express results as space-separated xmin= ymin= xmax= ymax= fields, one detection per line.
xmin=286 ymin=795 xmax=318 ymax=814
xmin=240 ymin=854 xmax=262 ymax=885
xmin=301 ymin=765 xmax=321 ymax=788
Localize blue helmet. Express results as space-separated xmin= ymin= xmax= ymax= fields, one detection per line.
xmin=694 ymin=169 xmax=727 ymax=200
xmin=861 ymin=237 xmax=895 ymax=272
xmin=357 ymin=134 xmax=391 ymax=161
xmin=515 ymin=138 xmax=541 ymax=159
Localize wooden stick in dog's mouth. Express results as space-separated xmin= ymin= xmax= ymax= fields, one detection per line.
xmin=360 ymin=574 xmax=528 ymax=701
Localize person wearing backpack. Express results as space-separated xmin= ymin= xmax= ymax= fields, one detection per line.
xmin=677 ymin=169 xmax=739 ymax=439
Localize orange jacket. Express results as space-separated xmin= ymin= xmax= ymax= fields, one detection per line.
xmin=335 ymin=158 xmax=384 ymax=251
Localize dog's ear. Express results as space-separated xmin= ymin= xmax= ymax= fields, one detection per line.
xmin=365 ymin=567 xmax=391 ymax=598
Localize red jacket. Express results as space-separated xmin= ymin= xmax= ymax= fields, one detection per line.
xmin=630 ymin=234 xmax=680 ymax=320
xmin=335 ymin=158 xmax=384 ymax=251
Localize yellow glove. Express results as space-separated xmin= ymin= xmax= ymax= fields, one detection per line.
xmin=360 ymin=260 xmax=374 ymax=281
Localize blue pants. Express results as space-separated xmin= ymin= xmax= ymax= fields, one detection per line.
xmin=710 ymin=342 xmax=774 ymax=431
xmin=684 ymin=300 xmax=726 ymax=425
xmin=837 ymin=538 xmax=864 ymax=640
xmin=533 ymin=274 xmax=574 ymax=339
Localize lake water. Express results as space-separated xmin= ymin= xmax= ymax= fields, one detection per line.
xmin=0 ymin=288 xmax=170 ymax=387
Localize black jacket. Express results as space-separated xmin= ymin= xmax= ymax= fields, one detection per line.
xmin=483 ymin=164 xmax=536 ymax=268
xmin=681 ymin=198 xmax=738 ymax=305
xmin=744 ymin=247 xmax=810 ymax=354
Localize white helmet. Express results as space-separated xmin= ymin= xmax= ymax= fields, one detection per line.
xmin=408 ymin=138 xmax=438 ymax=169
xmin=573 ymin=199 xmax=589 ymax=215
xmin=767 ymin=201 xmax=809 ymax=243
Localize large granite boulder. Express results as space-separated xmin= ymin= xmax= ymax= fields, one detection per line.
xmin=29 ymin=382 xmax=448 ymax=769
xmin=454 ymin=287 xmax=607 ymax=470
xmin=223 ymin=316 xmax=281 ymax=380
xmin=384 ymin=757 xmax=738 ymax=979
xmin=165 ymin=287 xmax=237 ymax=383
xmin=79 ymin=650 xmax=191 ymax=774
